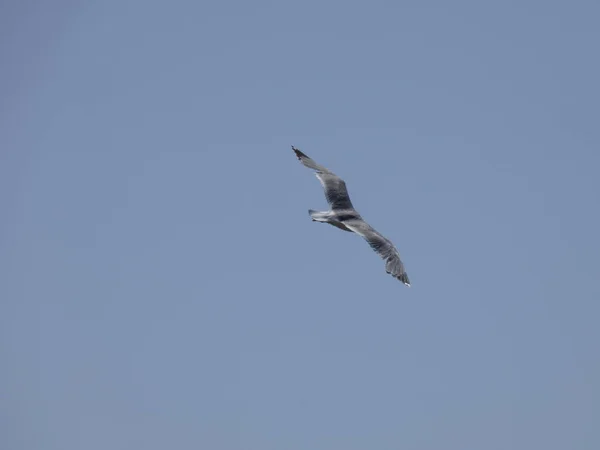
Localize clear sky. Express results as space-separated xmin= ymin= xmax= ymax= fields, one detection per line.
xmin=2 ymin=1 xmax=599 ymax=449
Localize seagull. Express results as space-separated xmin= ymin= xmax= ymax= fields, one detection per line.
xmin=292 ymin=146 xmax=411 ymax=286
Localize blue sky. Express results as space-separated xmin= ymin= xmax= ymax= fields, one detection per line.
xmin=2 ymin=1 xmax=599 ymax=449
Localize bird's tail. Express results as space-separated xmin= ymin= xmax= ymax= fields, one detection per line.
xmin=308 ymin=209 xmax=331 ymax=222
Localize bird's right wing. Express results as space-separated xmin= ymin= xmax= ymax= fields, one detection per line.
xmin=292 ymin=146 xmax=354 ymax=211
xmin=343 ymin=218 xmax=411 ymax=286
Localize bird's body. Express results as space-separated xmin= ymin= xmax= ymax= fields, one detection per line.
xmin=292 ymin=146 xmax=411 ymax=287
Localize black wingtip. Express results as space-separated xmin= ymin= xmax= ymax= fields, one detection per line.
xmin=291 ymin=145 xmax=306 ymax=159
xmin=399 ymin=273 xmax=411 ymax=287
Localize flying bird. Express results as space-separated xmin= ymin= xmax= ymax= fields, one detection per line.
xmin=292 ymin=146 xmax=411 ymax=286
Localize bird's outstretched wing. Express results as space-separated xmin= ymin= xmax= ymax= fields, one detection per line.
xmin=292 ymin=146 xmax=354 ymax=211
xmin=343 ymin=218 xmax=411 ymax=286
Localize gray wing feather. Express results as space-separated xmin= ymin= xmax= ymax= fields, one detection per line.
xmin=292 ymin=146 xmax=354 ymax=210
xmin=343 ymin=219 xmax=411 ymax=286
